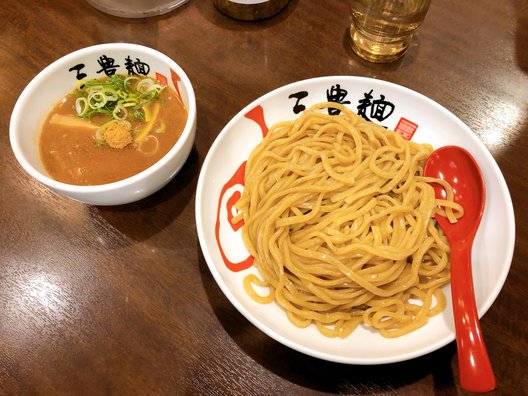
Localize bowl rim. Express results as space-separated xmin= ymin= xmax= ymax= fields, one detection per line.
xmin=9 ymin=42 xmax=196 ymax=193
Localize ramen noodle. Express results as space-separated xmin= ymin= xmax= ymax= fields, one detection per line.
xmin=233 ymin=102 xmax=462 ymax=338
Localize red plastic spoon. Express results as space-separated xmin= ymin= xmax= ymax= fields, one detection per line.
xmin=423 ymin=145 xmax=496 ymax=393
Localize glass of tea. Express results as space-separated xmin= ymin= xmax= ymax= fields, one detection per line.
xmin=349 ymin=0 xmax=431 ymax=63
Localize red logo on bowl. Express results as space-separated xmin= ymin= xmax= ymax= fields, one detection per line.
xmin=170 ymin=69 xmax=182 ymax=101
xmin=214 ymin=105 xmax=269 ymax=272
xmin=155 ymin=72 xmax=167 ymax=86
xmin=395 ymin=117 xmax=418 ymax=140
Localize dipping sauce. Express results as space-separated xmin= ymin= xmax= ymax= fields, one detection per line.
xmin=39 ymin=74 xmax=187 ymax=185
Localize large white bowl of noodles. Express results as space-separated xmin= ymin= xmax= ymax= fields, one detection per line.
xmin=195 ymin=76 xmax=515 ymax=364
xmin=10 ymin=43 xmax=196 ymax=206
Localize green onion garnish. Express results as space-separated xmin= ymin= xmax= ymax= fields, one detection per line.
xmin=74 ymin=74 xmax=165 ymax=121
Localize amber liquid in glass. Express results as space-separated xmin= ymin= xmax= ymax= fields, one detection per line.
xmin=349 ymin=0 xmax=431 ymax=63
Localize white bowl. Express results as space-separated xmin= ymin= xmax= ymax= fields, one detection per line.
xmin=10 ymin=43 xmax=196 ymax=206
xmin=195 ymin=76 xmax=515 ymax=364
xmin=86 ymin=0 xmax=189 ymax=18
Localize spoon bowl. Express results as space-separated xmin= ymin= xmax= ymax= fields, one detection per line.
xmin=424 ymin=145 xmax=496 ymax=393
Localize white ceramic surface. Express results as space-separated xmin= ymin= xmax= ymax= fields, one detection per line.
xmin=10 ymin=43 xmax=196 ymax=206
xmin=195 ymin=76 xmax=515 ymax=364
xmin=86 ymin=0 xmax=189 ymax=18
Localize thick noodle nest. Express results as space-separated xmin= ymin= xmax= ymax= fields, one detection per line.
xmin=234 ymin=102 xmax=462 ymax=338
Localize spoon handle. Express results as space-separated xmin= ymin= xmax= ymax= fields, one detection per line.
xmin=450 ymin=241 xmax=496 ymax=393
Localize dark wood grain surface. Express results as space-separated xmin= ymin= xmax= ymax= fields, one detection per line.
xmin=1 ymin=1 xmax=527 ymax=394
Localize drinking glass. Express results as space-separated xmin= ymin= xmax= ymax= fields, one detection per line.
xmin=349 ymin=0 xmax=431 ymax=63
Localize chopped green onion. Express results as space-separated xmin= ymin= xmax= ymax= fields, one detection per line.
xmin=124 ymin=76 xmax=139 ymax=90
xmin=113 ymin=105 xmax=128 ymax=120
xmin=116 ymin=90 xmax=128 ymax=99
xmin=94 ymin=138 xmax=106 ymax=148
xmin=73 ymin=74 xmax=165 ymax=122
xmin=75 ymin=97 xmax=88 ymax=116
xmin=88 ymin=91 xmax=107 ymax=109
xmin=103 ymin=87 xmax=119 ymax=101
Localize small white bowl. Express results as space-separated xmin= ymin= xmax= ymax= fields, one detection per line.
xmin=10 ymin=43 xmax=196 ymax=206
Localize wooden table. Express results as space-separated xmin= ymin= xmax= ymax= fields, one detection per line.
xmin=1 ymin=1 xmax=527 ymax=394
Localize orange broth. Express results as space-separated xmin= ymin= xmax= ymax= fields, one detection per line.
xmin=39 ymin=83 xmax=187 ymax=186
